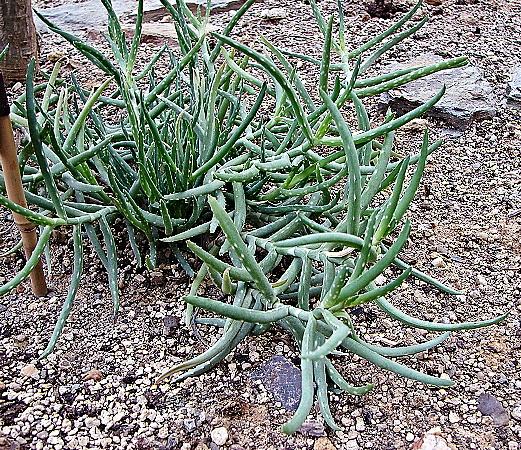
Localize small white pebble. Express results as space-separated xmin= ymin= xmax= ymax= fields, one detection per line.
xmin=355 ymin=416 xmax=366 ymax=432
xmin=211 ymin=426 xmax=229 ymax=446
xmin=431 ymin=257 xmax=446 ymax=268
xmin=448 ymin=412 xmax=460 ymax=423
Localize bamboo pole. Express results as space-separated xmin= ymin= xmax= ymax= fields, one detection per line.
xmin=0 ymin=72 xmax=47 ymax=297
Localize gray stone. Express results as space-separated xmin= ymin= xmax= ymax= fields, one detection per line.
xmin=379 ymin=54 xmax=496 ymax=129
xmin=260 ymin=8 xmax=288 ymax=20
xmin=299 ymin=420 xmax=326 ymax=437
xmin=250 ymin=355 xmax=301 ymax=412
xmin=506 ymin=68 xmax=521 ymax=105
xmin=183 ymin=418 xmax=197 ymax=433
xmin=163 ymin=315 xmax=179 ymax=337
xmin=34 ymin=0 xmax=247 ymax=36
xmin=34 ymin=0 xmax=162 ymax=34
xmin=477 ymin=393 xmax=509 ymax=426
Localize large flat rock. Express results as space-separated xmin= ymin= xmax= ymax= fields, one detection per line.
xmin=34 ymin=0 xmax=247 ymax=36
xmin=379 ymin=54 xmax=497 ymax=129
xmin=34 ymin=0 xmax=163 ymax=33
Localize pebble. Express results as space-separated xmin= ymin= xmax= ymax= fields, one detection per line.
xmin=163 ymin=315 xmax=179 ymax=337
xmin=314 ymin=437 xmax=337 ymax=450
xmin=47 ymin=50 xmax=65 ymax=62
xmin=412 ymin=428 xmax=452 ymax=450
xmin=345 ymin=441 xmax=359 ymax=450
xmin=260 ymin=7 xmax=288 ymax=20
xmin=507 ymin=68 xmax=521 ymax=105
xmin=477 ymin=275 xmax=488 ymax=286
xmin=183 ymin=418 xmax=197 ymax=433
xmin=250 ymin=356 xmax=301 ymax=412
xmin=511 ymin=406 xmax=521 ymax=422
xmin=374 ymin=274 xmax=386 ymax=286
xmin=83 ymin=369 xmax=103 ymax=382
xmin=84 ymin=417 xmax=100 ymax=429
xmin=431 ymin=257 xmax=446 ymax=268
xmin=210 ymin=427 xmax=229 ymax=446
xmin=477 ymin=393 xmax=510 ymax=426
xmin=158 ymin=427 xmax=169 ymax=439
xmin=448 ymin=412 xmax=460 ymax=423
xmin=355 ymin=416 xmax=366 ymax=432
xmin=20 ymin=364 xmax=39 ymax=379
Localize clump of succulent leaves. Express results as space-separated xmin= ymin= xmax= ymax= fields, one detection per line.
xmin=0 ymin=0 xmax=507 ymax=433
xmin=2 ymin=0 xmax=265 ymax=355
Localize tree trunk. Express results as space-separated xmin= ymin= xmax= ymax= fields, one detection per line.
xmin=0 ymin=0 xmax=38 ymax=83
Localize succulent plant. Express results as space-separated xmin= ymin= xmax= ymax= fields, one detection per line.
xmin=153 ymin=0 xmax=508 ymax=434
xmin=1 ymin=0 xmax=266 ymax=356
xmin=0 ymin=0 xmax=507 ymax=434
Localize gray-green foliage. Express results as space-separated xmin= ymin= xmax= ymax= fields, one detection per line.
xmin=0 ymin=0 xmax=507 ymax=432
xmin=154 ymin=0 xmax=507 ymax=434
xmin=2 ymin=0 xmax=263 ymax=356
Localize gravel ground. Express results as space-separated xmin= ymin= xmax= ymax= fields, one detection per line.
xmin=1 ymin=0 xmax=520 ymax=449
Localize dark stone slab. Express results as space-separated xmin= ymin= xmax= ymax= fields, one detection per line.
xmin=477 ymin=392 xmax=510 ymax=426
xmin=251 ymin=355 xmax=301 ymax=412
xmin=379 ymin=53 xmax=496 ymax=129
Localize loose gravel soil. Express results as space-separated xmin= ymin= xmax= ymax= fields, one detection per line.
xmin=1 ymin=0 xmax=521 ymax=449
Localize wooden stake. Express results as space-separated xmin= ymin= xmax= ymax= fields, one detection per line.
xmin=0 ymin=72 xmax=47 ymax=297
